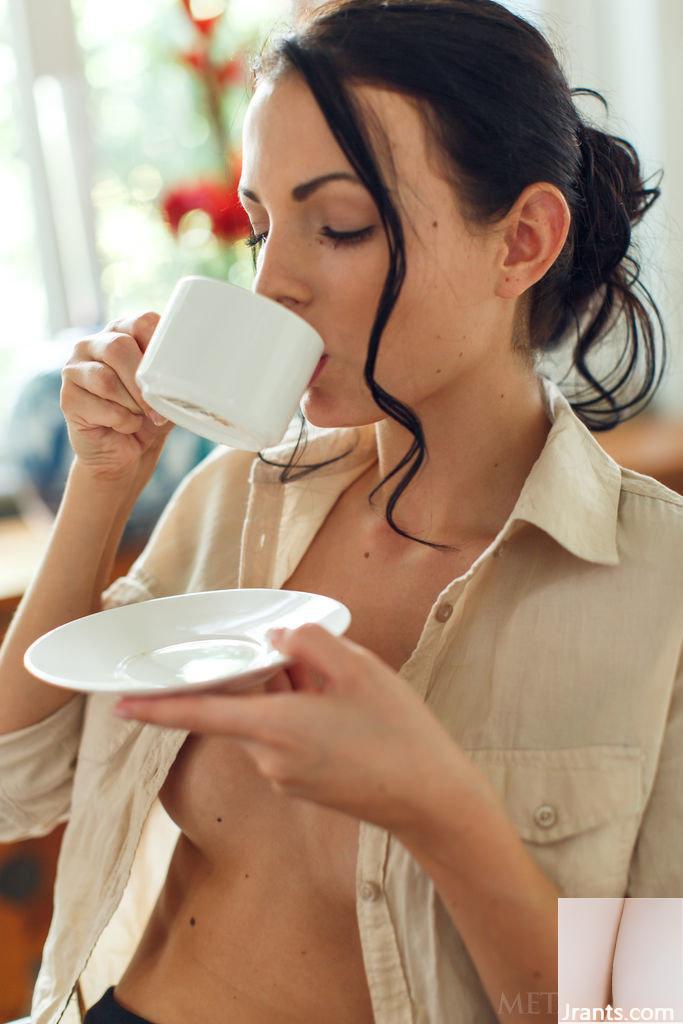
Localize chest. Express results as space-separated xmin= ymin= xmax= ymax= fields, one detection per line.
xmin=158 ymin=508 xmax=483 ymax=900
xmin=280 ymin=500 xmax=477 ymax=673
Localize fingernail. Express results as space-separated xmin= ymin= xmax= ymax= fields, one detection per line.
xmin=149 ymin=412 xmax=168 ymax=427
xmin=266 ymin=627 xmax=290 ymax=645
xmin=114 ymin=702 xmax=133 ymax=717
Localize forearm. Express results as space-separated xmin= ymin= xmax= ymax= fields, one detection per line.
xmin=396 ymin=755 xmax=559 ymax=1024
xmin=0 ymin=458 xmax=141 ymax=732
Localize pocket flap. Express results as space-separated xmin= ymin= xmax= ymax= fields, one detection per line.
xmin=465 ymin=745 xmax=643 ymax=843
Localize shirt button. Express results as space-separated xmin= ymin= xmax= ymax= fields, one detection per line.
xmin=359 ymin=881 xmax=381 ymax=902
xmin=435 ymin=602 xmax=453 ymax=623
xmin=533 ymin=804 xmax=557 ymax=828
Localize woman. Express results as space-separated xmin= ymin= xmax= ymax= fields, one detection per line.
xmin=0 ymin=0 xmax=681 ymax=1022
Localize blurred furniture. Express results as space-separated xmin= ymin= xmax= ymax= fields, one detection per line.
xmin=5 ymin=367 xmax=216 ymax=547
xmin=592 ymin=414 xmax=683 ymax=495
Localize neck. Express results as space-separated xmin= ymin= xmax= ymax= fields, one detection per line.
xmin=362 ymin=359 xmax=551 ymax=552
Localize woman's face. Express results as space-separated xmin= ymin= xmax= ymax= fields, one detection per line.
xmin=239 ymin=72 xmax=511 ymax=428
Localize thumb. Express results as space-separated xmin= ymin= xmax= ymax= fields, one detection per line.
xmin=266 ymin=623 xmax=352 ymax=688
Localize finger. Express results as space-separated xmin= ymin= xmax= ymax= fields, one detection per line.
xmin=266 ymin=624 xmax=361 ymax=684
xmin=63 ymin=357 xmax=146 ymax=417
xmin=88 ymin=332 xmax=163 ymax=422
xmin=106 ymin=310 xmax=160 ymax=351
xmin=61 ymin=379 xmax=146 ymax=434
xmin=284 ymin=661 xmax=326 ymax=693
xmin=113 ymin=692 xmax=298 ymax=740
xmin=263 ymin=669 xmax=294 ymax=694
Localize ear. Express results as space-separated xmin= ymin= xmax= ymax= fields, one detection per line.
xmin=495 ymin=183 xmax=571 ymax=299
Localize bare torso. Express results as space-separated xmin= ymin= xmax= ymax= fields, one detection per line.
xmin=113 ymin=469 xmax=492 ymax=1023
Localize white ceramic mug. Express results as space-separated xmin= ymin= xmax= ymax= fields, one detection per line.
xmin=135 ymin=275 xmax=326 ymax=450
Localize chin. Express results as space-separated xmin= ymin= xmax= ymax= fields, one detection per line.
xmin=301 ymin=390 xmax=382 ymax=431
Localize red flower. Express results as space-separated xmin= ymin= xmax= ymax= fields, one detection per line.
xmin=177 ymin=50 xmax=210 ymax=74
xmin=161 ymin=177 xmax=250 ymax=243
xmin=180 ymin=0 xmax=224 ymax=36
xmin=177 ymin=50 xmax=244 ymax=87
xmin=216 ymin=57 xmax=244 ymax=86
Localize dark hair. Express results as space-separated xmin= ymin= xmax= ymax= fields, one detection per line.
xmin=245 ymin=0 xmax=666 ymax=553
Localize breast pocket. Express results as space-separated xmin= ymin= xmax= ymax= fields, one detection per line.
xmin=465 ymin=745 xmax=644 ymax=896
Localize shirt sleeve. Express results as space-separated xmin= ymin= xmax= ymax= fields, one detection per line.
xmin=0 ymin=444 xmax=252 ymax=842
xmin=100 ymin=442 xmax=255 ymax=604
xmin=0 ymin=693 xmax=85 ymax=841
xmin=625 ymin=639 xmax=683 ymax=896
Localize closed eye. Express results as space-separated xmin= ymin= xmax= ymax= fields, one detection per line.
xmin=244 ymin=225 xmax=375 ymax=252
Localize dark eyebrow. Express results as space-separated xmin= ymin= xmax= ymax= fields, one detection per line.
xmin=238 ymin=172 xmax=362 ymax=205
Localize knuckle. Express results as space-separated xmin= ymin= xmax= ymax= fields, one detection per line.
xmin=136 ymin=310 xmax=160 ymax=326
xmin=96 ymin=363 xmax=119 ymax=397
xmin=102 ymin=333 xmax=132 ymax=360
xmin=116 ymin=406 xmax=136 ymax=427
xmin=72 ymin=339 xmax=90 ymax=360
xmin=134 ymin=311 xmax=160 ymax=338
xmin=59 ymin=380 xmax=72 ymax=411
xmin=299 ymin=622 xmax=318 ymax=634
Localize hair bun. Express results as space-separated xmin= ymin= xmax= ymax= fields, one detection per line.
xmin=570 ymin=118 xmax=661 ymax=304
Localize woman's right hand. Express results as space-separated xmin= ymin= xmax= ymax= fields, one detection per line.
xmin=60 ymin=312 xmax=175 ymax=484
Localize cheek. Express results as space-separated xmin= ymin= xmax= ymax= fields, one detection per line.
xmin=323 ymin=261 xmax=388 ymax=348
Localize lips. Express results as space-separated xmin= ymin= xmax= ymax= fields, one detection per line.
xmin=308 ymin=353 xmax=329 ymax=385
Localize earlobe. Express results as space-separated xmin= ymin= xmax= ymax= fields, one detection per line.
xmin=495 ymin=183 xmax=571 ymax=299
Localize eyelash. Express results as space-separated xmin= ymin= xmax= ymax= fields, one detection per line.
xmin=244 ymin=225 xmax=375 ymax=251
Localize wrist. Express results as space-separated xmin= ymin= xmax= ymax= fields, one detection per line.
xmin=69 ymin=455 xmax=143 ymax=495
xmin=65 ymin=459 xmax=144 ymax=532
xmin=395 ymin=747 xmax=502 ymax=862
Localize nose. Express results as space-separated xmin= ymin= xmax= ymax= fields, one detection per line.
xmin=252 ymin=230 xmax=312 ymax=312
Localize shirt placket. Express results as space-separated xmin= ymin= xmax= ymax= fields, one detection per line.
xmin=356 ymin=544 xmax=504 ymax=1023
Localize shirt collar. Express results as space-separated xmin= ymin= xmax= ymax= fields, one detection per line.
xmin=254 ymin=373 xmax=621 ymax=566
xmin=508 ymin=376 xmax=621 ymax=566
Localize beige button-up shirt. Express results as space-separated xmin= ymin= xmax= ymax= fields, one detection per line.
xmin=1 ymin=375 xmax=682 ymax=1024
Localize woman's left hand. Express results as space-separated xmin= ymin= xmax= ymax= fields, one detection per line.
xmin=113 ymin=623 xmax=463 ymax=835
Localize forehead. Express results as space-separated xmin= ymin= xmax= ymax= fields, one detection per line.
xmin=241 ymin=74 xmax=438 ymax=199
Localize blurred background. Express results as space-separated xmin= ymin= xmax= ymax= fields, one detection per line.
xmin=0 ymin=0 xmax=681 ymax=1018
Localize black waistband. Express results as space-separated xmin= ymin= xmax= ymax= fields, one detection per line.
xmin=83 ymin=986 xmax=156 ymax=1024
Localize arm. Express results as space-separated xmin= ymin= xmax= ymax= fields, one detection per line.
xmin=0 ymin=309 xmax=173 ymax=733
xmin=625 ymin=640 xmax=683 ymax=896
xmin=395 ymin=757 xmax=561 ymax=1024
xmin=0 ymin=457 xmax=143 ymax=733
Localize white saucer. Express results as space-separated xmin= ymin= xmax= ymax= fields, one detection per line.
xmin=24 ymin=589 xmax=351 ymax=697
